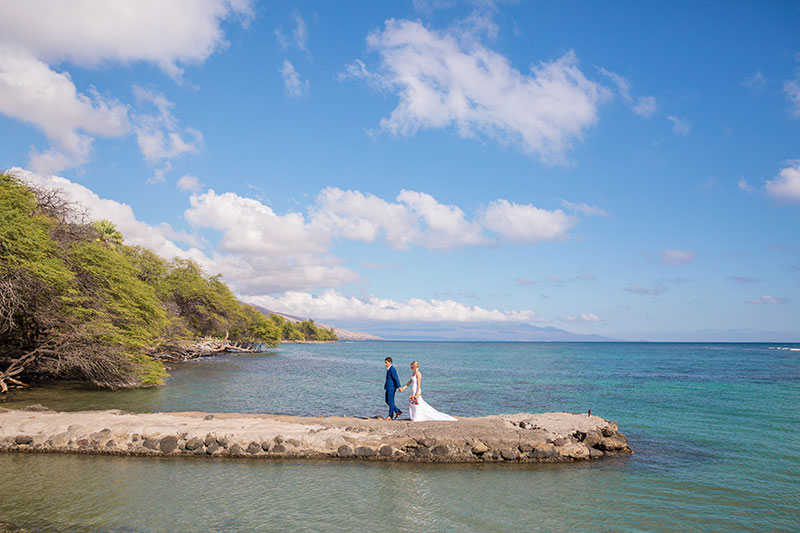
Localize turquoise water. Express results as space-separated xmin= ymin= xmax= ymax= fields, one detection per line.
xmin=1 ymin=342 xmax=798 ymax=531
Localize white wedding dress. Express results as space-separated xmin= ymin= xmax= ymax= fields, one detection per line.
xmin=408 ymin=375 xmax=457 ymax=422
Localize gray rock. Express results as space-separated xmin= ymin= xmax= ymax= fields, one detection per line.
xmin=354 ymin=446 xmax=376 ymax=457
xmin=379 ymin=445 xmax=393 ymax=456
xmin=431 ymin=444 xmax=450 ymax=456
xmin=229 ymin=444 xmax=243 ymax=456
xmin=598 ymin=435 xmax=628 ymax=451
xmin=271 ymin=444 xmax=286 ymax=454
xmin=204 ymin=415 xmax=214 ymax=420
xmin=14 ymin=435 xmax=33 ymax=445
xmin=206 ymin=442 xmax=220 ymax=455
xmin=533 ymin=443 xmax=556 ymax=458
xmin=553 ymin=438 xmax=569 ymax=447
xmin=582 ymin=430 xmax=603 ymax=447
xmin=246 ymin=442 xmax=262 ymax=454
xmin=589 ymin=448 xmax=604 ymax=459
xmin=105 ymin=440 xmax=116 ymax=448
xmin=159 ymin=436 xmax=179 ymax=454
xmin=261 ymin=441 xmax=271 ymax=452
xmin=142 ymin=438 xmax=160 ymax=450
xmin=185 ymin=437 xmax=204 ymax=451
xmin=287 ymin=438 xmax=301 ymax=447
xmin=204 ymin=434 xmax=216 ymax=447
xmin=518 ymin=443 xmax=533 ymax=453
xmin=417 ymin=438 xmax=436 ymax=448
xmin=21 ymin=404 xmax=50 ymax=412
xmin=217 ymin=436 xmax=229 ymax=447
xmin=471 ymin=441 xmax=489 ymax=454
xmin=501 ymin=449 xmax=519 ymax=461
xmin=415 ymin=447 xmax=431 ymax=457
xmin=337 ymin=445 xmax=353 ymax=457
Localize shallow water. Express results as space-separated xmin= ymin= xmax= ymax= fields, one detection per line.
xmin=1 ymin=342 xmax=798 ymax=531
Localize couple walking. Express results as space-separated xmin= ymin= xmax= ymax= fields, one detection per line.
xmin=383 ymin=357 xmax=456 ymax=422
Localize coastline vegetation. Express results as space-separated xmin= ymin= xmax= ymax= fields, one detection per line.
xmin=0 ymin=172 xmax=336 ymax=392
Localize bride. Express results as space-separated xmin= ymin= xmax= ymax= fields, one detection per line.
xmin=399 ymin=361 xmax=456 ymax=422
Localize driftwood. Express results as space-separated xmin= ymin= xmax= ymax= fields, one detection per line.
xmin=150 ymin=331 xmax=262 ymax=362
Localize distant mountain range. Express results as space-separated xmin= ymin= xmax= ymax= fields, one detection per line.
xmin=249 ymin=304 xmax=618 ymax=342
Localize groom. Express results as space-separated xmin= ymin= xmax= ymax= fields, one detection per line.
xmin=383 ymin=357 xmax=402 ymax=420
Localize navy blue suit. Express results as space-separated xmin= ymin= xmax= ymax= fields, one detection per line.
xmin=384 ymin=364 xmax=402 ymax=418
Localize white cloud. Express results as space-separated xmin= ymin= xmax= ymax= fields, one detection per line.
xmin=0 ymin=0 xmax=254 ymax=79
xmin=743 ymin=70 xmax=766 ymax=91
xmin=737 ymin=177 xmax=754 ymax=193
xmin=276 ymin=13 xmax=309 ymax=53
xmin=345 ymin=18 xmax=608 ymax=163
xmin=147 ymin=161 xmax=172 ymax=185
xmin=279 ymin=59 xmax=310 ymax=98
xmin=558 ymin=199 xmax=608 ymax=217
xmin=177 ymin=174 xmax=203 ymax=192
xmin=626 ymin=283 xmax=667 ymax=295
xmin=660 ymin=249 xmax=696 ymax=266
xmin=667 ymin=115 xmax=691 ymax=136
xmin=784 ymin=79 xmax=800 ymax=117
xmin=746 ymin=296 xmax=789 ymax=305
xmin=248 ymin=289 xmax=539 ymax=323
xmin=186 ymin=189 xmax=328 ymax=256
xmin=0 ymin=2 xmax=247 ymax=171
xmin=481 ymin=199 xmax=576 ymax=243
xmin=562 ymin=313 xmax=601 ymax=323
xmin=133 ymin=86 xmax=202 ymax=163
xmin=765 ymin=160 xmax=800 ymax=202
xmin=599 ymin=67 xmax=656 ymax=117
xmin=396 ymin=189 xmax=485 ymax=248
xmin=0 ymin=46 xmax=129 ymax=174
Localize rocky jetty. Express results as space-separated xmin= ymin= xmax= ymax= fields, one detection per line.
xmin=0 ymin=406 xmax=631 ymax=463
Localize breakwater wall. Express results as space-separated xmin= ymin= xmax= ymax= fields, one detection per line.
xmin=0 ymin=406 xmax=631 ymax=463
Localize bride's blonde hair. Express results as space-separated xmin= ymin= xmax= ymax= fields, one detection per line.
xmin=410 ymin=361 xmax=419 ymax=369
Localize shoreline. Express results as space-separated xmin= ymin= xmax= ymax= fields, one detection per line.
xmin=0 ymin=406 xmax=631 ymax=464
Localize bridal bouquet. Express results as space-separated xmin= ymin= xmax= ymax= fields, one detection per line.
xmin=409 ymin=395 xmax=419 ymax=405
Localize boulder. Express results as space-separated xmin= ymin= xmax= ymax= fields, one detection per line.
xmin=471 ymin=441 xmax=489 ymax=455
xmin=337 ymin=445 xmax=354 ymax=458
xmin=597 ymin=435 xmax=628 ymax=451
xmin=204 ymin=434 xmax=216 ymax=447
xmin=14 ymin=435 xmax=33 ymax=445
xmin=553 ymin=438 xmax=569 ymax=447
xmin=431 ymin=445 xmax=450 ymax=457
xmin=271 ymin=444 xmax=286 ymax=454
xmin=501 ymin=449 xmax=519 ymax=461
xmin=582 ymin=430 xmax=603 ymax=448
xmin=589 ymin=448 xmax=604 ymax=459
xmin=354 ymin=446 xmax=376 ymax=457
xmin=159 ymin=436 xmax=179 ymax=454
xmin=229 ymin=444 xmax=243 ymax=456
xmin=143 ymin=437 xmax=160 ymax=450
xmin=246 ymin=442 xmax=262 ymax=454
xmin=379 ymin=445 xmax=393 ymax=457
xmin=417 ymin=438 xmax=436 ymax=448
xmin=206 ymin=442 xmax=220 ymax=455
xmin=533 ymin=443 xmax=556 ymax=459
xmin=261 ymin=441 xmax=271 ymax=452
xmin=185 ymin=437 xmax=204 ymax=451
xmin=560 ymin=443 xmax=589 ymax=460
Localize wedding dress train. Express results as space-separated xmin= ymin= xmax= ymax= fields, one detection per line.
xmin=408 ymin=375 xmax=456 ymax=422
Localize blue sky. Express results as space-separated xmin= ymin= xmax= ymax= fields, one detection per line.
xmin=1 ymin=1 xmax=798 ymax=341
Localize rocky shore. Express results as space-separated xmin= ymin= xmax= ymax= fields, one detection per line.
xmin=0 ymin=406 xmax=631 ymax=463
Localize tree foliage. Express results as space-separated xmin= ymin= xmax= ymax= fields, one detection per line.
xmin=0 ymin=172 xmax=333 ymax=392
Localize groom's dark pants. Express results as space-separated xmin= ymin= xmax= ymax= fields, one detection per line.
xmin=385 ymin=388 xmax=400 ymax=419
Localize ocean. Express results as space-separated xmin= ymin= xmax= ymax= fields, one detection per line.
xmin=0 ymin=342 xmax=798 ymax=531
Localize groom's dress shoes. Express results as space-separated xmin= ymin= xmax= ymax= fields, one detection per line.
xmin=394 ymin=410 xmax=402 ymax=419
